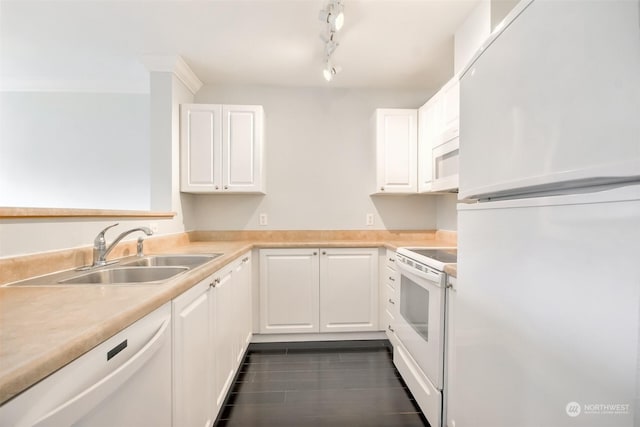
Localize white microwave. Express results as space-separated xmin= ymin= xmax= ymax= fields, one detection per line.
xmin=431 ymin=136 xmax=459 ymax=192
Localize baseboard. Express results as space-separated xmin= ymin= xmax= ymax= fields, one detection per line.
xmin=249 ymin=332 xmax=389 ymax=350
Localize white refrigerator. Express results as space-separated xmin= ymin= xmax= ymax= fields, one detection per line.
xmin=454 ymin=1 xmax=640 ymax=426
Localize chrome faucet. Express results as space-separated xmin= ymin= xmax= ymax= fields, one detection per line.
xmin=92 ymin=223 xmax=153 ymax=267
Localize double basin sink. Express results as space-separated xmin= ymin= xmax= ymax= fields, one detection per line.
xmin=7 ymin=254 xmax=222 ymax=286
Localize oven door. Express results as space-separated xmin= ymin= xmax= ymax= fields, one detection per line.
xmin=395 ymin=262 xmax=446 ymax=389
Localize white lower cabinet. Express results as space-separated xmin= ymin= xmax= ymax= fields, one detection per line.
xmin=234 ymin=255 xmax=253 ymax=362
xmin=259 ymin=248 xmax=320 ymax=333
xmin=259 ymin=248 xmax=379 ymax=334
xmin=212 ymin=262 xmax=236 ymax=410
xmin=319 ymin=248 xmax=379 ymax=332
xmin=172 ymin=252 xmax=252 ymax=427
xmin=172 ymin=279 xmax=214 ymax=427
xmin=382 ymin=249 xmax=400 ymax=347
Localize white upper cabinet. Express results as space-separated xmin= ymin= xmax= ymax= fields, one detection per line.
xmin=181 ymin=104 xmax=265 ymax=194
xmin=418 ymin=95 xmax=440 ymax=193
xmin=373 ymin=109 xmax=418 ymax=194
xmin=420 ymin=75 xmax=460 ymax=193
xmin=440 ymin=78 xmax=460 ymax=145
xmin=180 ymin=104 xmax=222 ymax=192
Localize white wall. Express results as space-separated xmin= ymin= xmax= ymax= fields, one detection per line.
xmin=0 ymin=75 xmax=194 ymax=258
xmin=0 ymin=92 xmax=150 ymax=210
xmin=454 ymin=0 xmax=491 ymax=74
xmin=436 ymin=194 xmax=458 ymax=231
xmin=491 ymin=0 xmax=520 ymax=31
xmin=190 ymin=85 xmax=440 ymax=231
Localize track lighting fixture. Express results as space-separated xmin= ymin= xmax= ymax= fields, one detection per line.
xmin=319 ymin=0 xmax=344 ymax=82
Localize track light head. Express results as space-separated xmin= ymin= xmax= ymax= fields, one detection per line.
xmin=323 ymin=61 xmax=341 ymax=82
xmin=319 ymin=1 xmax=344 ymax=32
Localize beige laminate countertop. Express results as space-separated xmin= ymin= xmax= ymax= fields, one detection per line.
xmin=0 ymin=236 xmax=455 ymax=404
xmin=444 ymin=264 xmax=457 ymax=278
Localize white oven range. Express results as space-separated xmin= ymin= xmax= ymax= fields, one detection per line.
xmin=393 ymin=247 xmax=456 ymax=427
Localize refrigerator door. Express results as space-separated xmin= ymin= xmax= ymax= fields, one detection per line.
xmin=454 ymin=183 xmax=640 ymax=427
xmin=459 ymin=0 xmax=640 ymax=200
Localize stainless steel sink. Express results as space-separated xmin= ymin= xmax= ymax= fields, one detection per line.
xmin=58 ymin=267 xmax=188 ymax=285
xmin=120 ymin=254 xmax=222 ymax=268
xmin=4 ymin=253 xmax=222 ymax=287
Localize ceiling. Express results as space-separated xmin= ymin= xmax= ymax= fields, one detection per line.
xmin=0 ymin=0 xmax=480 ymax=93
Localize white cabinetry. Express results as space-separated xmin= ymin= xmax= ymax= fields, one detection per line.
xmin=172 ymin=279 xmax=214 ymax=427
xmin=259 ymin=248 xmax=320 ymax=334
xmin=418 ymin=96 xmax=440 ymax=193
xmin=172 ymin=252 xmax=252 ymax=427
xmin=259 ymin=248 xmax=379 ymax=334
xmin=319 ymin=248 xmax=379 ymax=333
xmin=212 ymin=262 xmax=235 ymax=410
xmin=373 ymin=109 xmax=418 ymax=194
xmin=381 ymin=249 xmax=400 ymax=347
xmin=234 ymin=255 xmax=253 ymax=363
xmin=180 ymin=104 xmax=264 ymax=194
xmin=440 ymin=78 xmax=460 ymax=146
xmin=419 ymin=76 xmax=460 ymax=193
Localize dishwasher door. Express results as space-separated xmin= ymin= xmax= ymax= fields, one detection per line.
xmin=0 ymin=303 xmax=172 ymax=427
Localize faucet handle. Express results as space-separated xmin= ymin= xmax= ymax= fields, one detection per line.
xmin=94 ymin=223 xmax=119 ymax=247
xmin=137 ymin=237 xmax=145 ymax=257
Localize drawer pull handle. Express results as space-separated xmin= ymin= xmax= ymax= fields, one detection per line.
xmin=389 ymin=276 xmax=395 ymax=281
xmin=388 ymin=325 xmax=395 ymax=332
xmin=388 ymin=299 xmax=395 ymax=305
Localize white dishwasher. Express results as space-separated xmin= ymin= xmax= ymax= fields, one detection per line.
xmin=0 ymin=302 xmax=172 ymax=427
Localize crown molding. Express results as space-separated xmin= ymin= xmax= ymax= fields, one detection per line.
xmin=141 ymin=55 xmax=203 ymax=94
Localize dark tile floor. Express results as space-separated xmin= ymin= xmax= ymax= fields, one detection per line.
xmin=214 ymin=342 xmax=430 ymax=427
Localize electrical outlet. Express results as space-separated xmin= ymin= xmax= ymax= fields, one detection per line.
xmin=366 ymin=213 xmax=374 ymax=226
xmin=259 ymin=213 xmax=268 ymax=226
xmin=149 ymin=222 xmax=159 ymax=233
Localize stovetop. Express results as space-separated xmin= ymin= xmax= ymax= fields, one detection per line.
xmin=407 ymin=249 xmax=457 ymax=264
xmin=396 ymin=247 xmax=457 ymax=272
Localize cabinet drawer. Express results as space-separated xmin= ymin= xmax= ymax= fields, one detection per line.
xmin=385 ymin=250 xmax=397 ymax=270
xmin=385 ymin=265 xmax=398 ymax=289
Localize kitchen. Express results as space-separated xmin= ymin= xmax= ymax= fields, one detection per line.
xmin=1 ymin=1 xmax=639 ymax=427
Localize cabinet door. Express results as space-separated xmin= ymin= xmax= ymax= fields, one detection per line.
xmin=319 ymin=248 xmax=379 ymax=332
xmin=222 ymin=105 xmax=264 ymax=193
xmin=234 ymin=253 xmax=252 ymax=363
xmin=375 ymin=109 xmax=418 ymax=193
xmin=212 ymin=264 xmax=236 ymax=411
xmin=180 ymin=104 xmax=222 ymax=192
xmin=440 ymin=77 xmax=460 ymax=145
xmin=259 ymin=248 xmax=320 ymax=334
xmin=418 ymin=97 xmax=440 ymax=193
xmin=172 ymin=278 xmax=214 ymax=427
xmin=383 ymin=253 xmax=401 ymax=347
